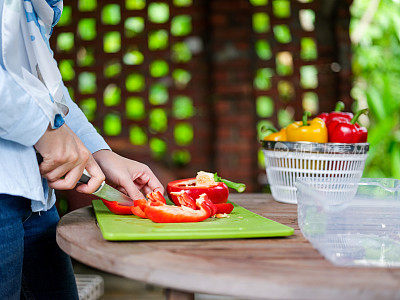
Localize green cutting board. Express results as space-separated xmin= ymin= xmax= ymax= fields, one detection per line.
xmin=92 ymin=200 xmax=294 ymax=241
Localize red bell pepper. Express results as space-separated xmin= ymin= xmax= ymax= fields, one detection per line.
xmin=131 ymin=199 xmax=147 ymax=218
xmin=167 ymin=173 xmax=246 ymax=206
xmin=102 ymin=200 xmax=133 ymax=215
xmin=214 ymin=203 xmax=234 ymax=214
xmin=328 ymin=108 xmax=368 ymax=143
xmin=167 ymin=178 xmax=229 ymax=205
xmin=147 ymin=191 xmax=167 ymax=206
xmin=170 ymin=191 xmax=197 ymax=209
xmin=317 ymin=101 xmax=353 ymax=124
xmin=145 ymin=193 xmax=216 ymax=223
xmin=172 ymin=192 xmax=233 ymax=215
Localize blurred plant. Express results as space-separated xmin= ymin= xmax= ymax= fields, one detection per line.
xmin=351 ymin=0 xmax=400 ymax=179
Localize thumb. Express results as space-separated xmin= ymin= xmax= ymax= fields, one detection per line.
xmin=76 ymin=156 xmax=105 ymax=194
xmin=120 ymin=178 xmax=145 ymax=200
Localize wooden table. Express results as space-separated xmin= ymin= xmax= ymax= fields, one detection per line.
xmin=56 ymin=194 xmax=400 ymax=299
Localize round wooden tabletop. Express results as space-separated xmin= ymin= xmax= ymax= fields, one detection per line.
xmin=57 ymin=194 xmax=400 ymax=299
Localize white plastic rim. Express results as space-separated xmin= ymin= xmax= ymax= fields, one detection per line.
xmin=263 ymin=149 xmax=368 ymax=204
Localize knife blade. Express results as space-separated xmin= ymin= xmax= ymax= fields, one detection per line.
xmin=36 ymin=152 xmax=134 ymax=206
xmin=79 ymin=173 xmax=134 ymax=206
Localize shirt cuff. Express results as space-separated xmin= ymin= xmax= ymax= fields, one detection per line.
xmin=78 ymin=132 xmax=111 ymax=154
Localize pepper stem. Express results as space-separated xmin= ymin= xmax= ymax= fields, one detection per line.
xmin=302 ymin=111 xmax=311 ymax=126
xmin=350 ymin=108 xmax=369 ymax=125
xmin=334 ymin=101 xmax=345 ymax=112
xmin=214 ymin=173 xmax=246 ymax=193
xmin=260 ymin=124 xmax=278 ymax=133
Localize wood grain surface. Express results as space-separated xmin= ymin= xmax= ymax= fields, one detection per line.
xmin=56 ymin=194 xmax=400 ymax=299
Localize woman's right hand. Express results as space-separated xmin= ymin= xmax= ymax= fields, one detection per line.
xmin=34 ymin=124 xmax=105 ymax=193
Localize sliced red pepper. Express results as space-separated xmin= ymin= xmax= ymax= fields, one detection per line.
xmin=146 ymin=191 xmax=166 ymax=206
xmin=131 ymin=199 xmax=147 ymax=218
xmin=144 ymin=194 xmax=215 ymax=223
xmin=328 ymin=109 xmax=368 ymax=143
xmin=102 ymin=199 xmax=133 ymax=215
xmin=214 ymin=203 xmax=234 ymax=214
xmin=171 ymin=191 xmax=197 ymax=210
xmin=167 ymin=178 xmax=229 ymax=206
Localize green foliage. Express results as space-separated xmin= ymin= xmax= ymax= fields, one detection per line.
xmin=351 ymin=0 xmax=400 ymax=179
xmin=126 ymin=97 xmax=145 ymax=120
xmin=173 ymin=96 xmax=194 ymax=119
xmin=104 ymin=114 xmax=121 ymax=136
xmin=102 ymin=4 xmax=121 ymax=25
xmin=171 ymin=15 xmax=192 ymax=36
xmin=78 ymin=18 xmax=96 ymax=41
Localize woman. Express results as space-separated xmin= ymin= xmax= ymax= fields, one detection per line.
xmin=0 ymin=0 xmax=164 ymax=299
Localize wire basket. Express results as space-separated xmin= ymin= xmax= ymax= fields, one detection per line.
xmin=261 ymin=141 xmax=369 ymax=204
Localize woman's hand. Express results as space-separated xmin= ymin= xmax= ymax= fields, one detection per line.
xmin=34 ymin=124 xmax=105 ymax=193
xmin=93 ymin=150 xmax=164 ymax=200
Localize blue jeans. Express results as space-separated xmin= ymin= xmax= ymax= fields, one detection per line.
xmin=0 ymin=194 xmax=78 ymax=300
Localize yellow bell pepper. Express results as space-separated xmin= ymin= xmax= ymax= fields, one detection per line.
xmin=286 ymin=112 xmax=328 ymax=143
xmin=263 ymin=128 xmax=287 ymax=141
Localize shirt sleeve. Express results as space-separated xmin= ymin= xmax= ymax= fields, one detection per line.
xmin=63 ymin=86 xmax=111 ymax=154
xmin=0 ymin=66 xmax=49 ymax=146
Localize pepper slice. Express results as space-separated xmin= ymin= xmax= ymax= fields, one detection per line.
xmin=147 ymin=191 xmax=167 ymax=206
xmin=167 ymin=178 xmax=229 ymax=205
xmin=328 ymin=108 xmax=368 ymax=143
xmin=131 ymin=199 xmax=147 ymax=218
xmin=170 ymin=191 xmax=197 ymax=209
xmin=102 ymin=200 xmax=133 ymax=215
xmin=214 ymin=203 xmax=234 ymax=214
xmin=286 ymin=112 xmax=328 ymax=143
xmin=317 ymin=101 xmax=353 ymax=124
xmin=145 ymin=194 xmax=215 ymax=223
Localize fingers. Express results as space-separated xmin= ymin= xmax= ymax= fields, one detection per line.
xmin=39 ymin=146 xmax=78 ymax=176
xmin=48 ymin=163 xmax=85 ymax=190
xmin=117 ymin=187 xmax=128 ymax=195
xmin=76 ymin=157 xmax=105 ymax=194
xmin=140 ymin=167 xmax=164 ymax=194
xmin=41 ymin=159 xmax=77 ymax=182
xmin=119 ymin=178 xmax=145 ymax=200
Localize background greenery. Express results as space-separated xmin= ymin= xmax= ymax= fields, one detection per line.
xmin=57 ymin=0 xmax=400 ymax=179
xmin=351 ymin=0 xmax=400 ymax=179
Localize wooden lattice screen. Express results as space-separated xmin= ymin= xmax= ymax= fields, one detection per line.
xmin=50 ymin=0 xmax=211 ymax=181
xmin=51 ymin=0 xmax=352 ymax=205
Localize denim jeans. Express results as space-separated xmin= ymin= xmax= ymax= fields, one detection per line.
xmin=0 ymin=194 xmax=78 ymax=300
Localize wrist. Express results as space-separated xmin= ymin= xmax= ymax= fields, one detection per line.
xmin=93 ymin=149 xmax=113 ymax=162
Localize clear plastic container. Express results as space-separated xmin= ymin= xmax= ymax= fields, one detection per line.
xmin=296 ymin=178 xmax=400 ymax=267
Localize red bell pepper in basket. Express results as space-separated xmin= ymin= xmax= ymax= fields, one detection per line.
xmin=328 ymin=108 xmax=368 ymax=143
xmin=317 ymin=101 xmax=353 ymax=124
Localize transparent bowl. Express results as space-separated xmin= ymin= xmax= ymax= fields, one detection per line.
xmin=296 ymin=178 xmax=400 ymax=267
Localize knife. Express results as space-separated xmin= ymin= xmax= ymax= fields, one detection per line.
xmin=79 ymin=172 xmax=134 ymax=206
xmin=36 ymin=153 xmax=134 ymax=206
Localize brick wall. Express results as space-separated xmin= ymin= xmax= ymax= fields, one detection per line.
xmin=209 ymin=0 xmax=258 ymax=191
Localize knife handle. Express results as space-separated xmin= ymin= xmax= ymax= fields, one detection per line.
xmin=36 ymin=152 xmax=92 ymax=184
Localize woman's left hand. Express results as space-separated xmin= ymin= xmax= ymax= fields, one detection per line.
xmin=92 ymin=150 xmax=164 ymax=200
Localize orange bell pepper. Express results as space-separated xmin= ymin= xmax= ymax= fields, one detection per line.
xmin=286 ymin=112 xmax=328 ymax=143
